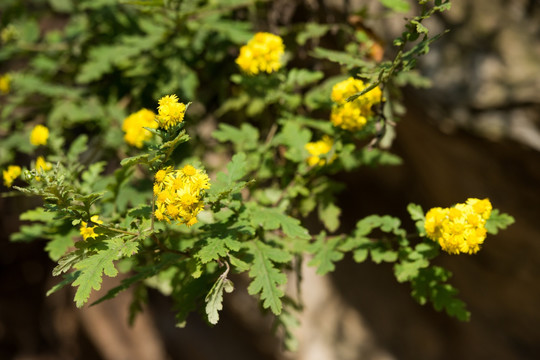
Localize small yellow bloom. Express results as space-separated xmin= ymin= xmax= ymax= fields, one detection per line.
xmin=0 ymin=74 xmax=10 ymax=94
xmin=424 ymin=198 xmax=492 ymax=255
xmin=305 ymin=135 xmax=336 ymax=167
xmin=153 ymin=165 xmax=210 ymax=226
xmin=79 ymin=215 xmax=103 ymax=241
xmin=236 ymin=32 xmax=285 ymax=75
xmin=30 ymin=125 xmax=49 ymax=146
xmin=156 ymin=94 xmax=186 ymax=130
xmin=3 ymin=165 xmax=21 ymax=187
xmin=35 ymin=156 xmax=52 ymax=181
xmin=330 ymin=77 xmax=382 ymax=132
xmin=122 ymin=108 xmax=158 ymax=148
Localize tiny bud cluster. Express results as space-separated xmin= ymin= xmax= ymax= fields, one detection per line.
xmin=424 ymin=198 xmax=492 ymax=254
xmin=236 ymin=32 xmax=285 ymax=75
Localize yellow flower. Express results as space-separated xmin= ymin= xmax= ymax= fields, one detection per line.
xmin=330 ymin=77 xmax=382 ymax=132
xmin=424 ymin=198 xmax=492 ymax=255
xmin=3 ymin=165 xmax=21 ymax=187
xmin=156 ymin=94 xmax=186 ymax=130
xmin=122 ymin=108 xmax=158 ymax=148
xmin=0 ymin=74 xmax=10 ymax=94
xmin=305 ymin=135 xmax=336 ymax=166
xmin=30 ymin=124 xmax=49 ymax=146
xmin=153 ymin=165 xmax=210 ymax=226
xmin=79 ymin=215 xmax=103 ymax=241
xmin=35 ymin=156 xmax=52 ymax=181
xmin=236 ymin=32 xmax=285 ymax=75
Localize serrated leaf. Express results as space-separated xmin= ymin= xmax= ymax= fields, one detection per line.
xmin=205 ymin=276 xmax=231 ymax=325
xmin=71 ymin=240 xmax=124 ymax=307
xmin=247 ymin=240 xmax=288 ymax=315
xmin=19 ymin=207 xmax=56 ymax=222
xmin=120 ymin=154 xmax=150 ymax=167
xmin=46 ymin=232 xmax=76 ymax=261
xmin=47 ymin=271 xmax=81 ymax=297
xmin=248 ymin=206 xmax=310 ymax=240
xmin=394 ymin=258 xmax=429 ymax=282
xmin=485 ymin=209 xmax=515 ymax=235
xmin=207 ymin=152 xmax=250 ymax=203
xmin=311 ymin=47 xmax=373 ymax=70
xmin=318 ymin=202 xmax=341 ymax=233
xmin=212 ymin=123 xmax=260 ymax=151
xmin=285 ymin=68 xmax=324 ymax=88
xmin=91 ymin=254 xmax=177 ymax=306
xmin=198 ymin=237 xmax=229 ymax=264
xmin=308 ymin=233 xmax=344 ymax=275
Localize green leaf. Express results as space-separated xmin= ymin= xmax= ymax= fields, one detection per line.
xmin=120 ymin=154 xmax=150 ymax=168
xmin=248 ymin=205 xmax=310 ymax=240
xmin=47 ymin=271 xmax=81 ymax=297
xmin=370 ymin=245 xmax=398 ymax=263
xmin=411 ymin=267 xmax=470 ymax=321
xmin=205 ymin=276 xmax=234 ymax=325
xmin=308 ymin=233 xmax=344 ymax=275
xmin=71 ymin=239 xmax=124 ymax=308
xmin=318 ymin=202 xmax=341 ymax=233
xmin=198 ymin=237 xmax=229 ymax=264
xmin=311 ymin=48 xmax=373 ymax=70
xmin=46 ymin=231 xmax=76 ymax=261
xmin=285 ymin=68 xmax=324 ymax=88
xmin=407 ymin=203 xmax=426 ymax=235
xmin=91 ymin=253 xmax=177 ymax=306
xmin=212 ymin=123 xmax=260 ymax=151
xmin=296 ymin=23 xmax=331 ymax=45
xmin=394 ymin=258 xmax=429 ymax=282
xmin=379 ymin=0 xmax=411 ymax=13
xmin=485 ymin=209 xmax=515 ymax=235
xmin=273 ymin=121 xmax=311 ymax=162
xmin=19 ymin=207 xmax=56 ymax=222
xmin=247 ymin=240 xmax=288 ymax=315
xmin=207 ymin=152 xmax=251 ymax=203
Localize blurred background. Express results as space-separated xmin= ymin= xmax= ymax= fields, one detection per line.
xmin=1 ymin=0 xmax=540 ymax=359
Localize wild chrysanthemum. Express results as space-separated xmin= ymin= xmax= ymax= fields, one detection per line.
xmin=30 ymin=124 xmax=49 ymax=146
xmin=122 ymin=108 xmax=158 ymax=148
xmin=156 ymin=94 xmax=186 ymax=130
xmin=236 ymin=32 xmax=285 ymax=75
xmin=305 ymin=135 xmax=336 ymax=166
xmin=153 ymin=165 xmax=210 ymax=226
xmin=3 ymin=165 xmax=21 ymax=187
xmin=330 ymin=77 xmax=382 ymax=131
xmin=0 ymin=73 xmax=10 ymax=94
xmin=424 ymin=198 xmax=492 ymax=255
xmin=79 ymin=215 xmax=103 ymax=241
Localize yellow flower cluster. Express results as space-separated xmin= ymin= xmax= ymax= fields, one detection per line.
xmin=236 ymin=32 xmax=285 ymax=75
xmin=156 ymin=94 xmax=186 ymax=130
xmin=153 ymin=164 xmax=210 ymax=226
xmin=80 ymin=215 xmax=103 ymax=241
xmin=122 ymin=108 xmax=158 ymax=148
xmin=30 ymin=124 xmax=49 ymax=146
xmin=305 ymin=135 xmax=336 ymax=166
xmin=35 ymin=156 xmax=52 ymax=181
xmin=3 ymin=165 xmax=21 ymax=187
xmin=0 ymin=73 xmax=10 ymax=94
xmin=424 ymin=198 xmax=493 ymax=255
xmin=330 ymin=77 xmax=382 ymax=131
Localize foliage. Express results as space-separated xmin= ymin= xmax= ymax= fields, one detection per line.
xmin=0 ymin=0 xmax=514 ymax=350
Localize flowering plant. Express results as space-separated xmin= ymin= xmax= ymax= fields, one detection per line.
xmin=0 ymin=0 xmax=514 ymax=350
